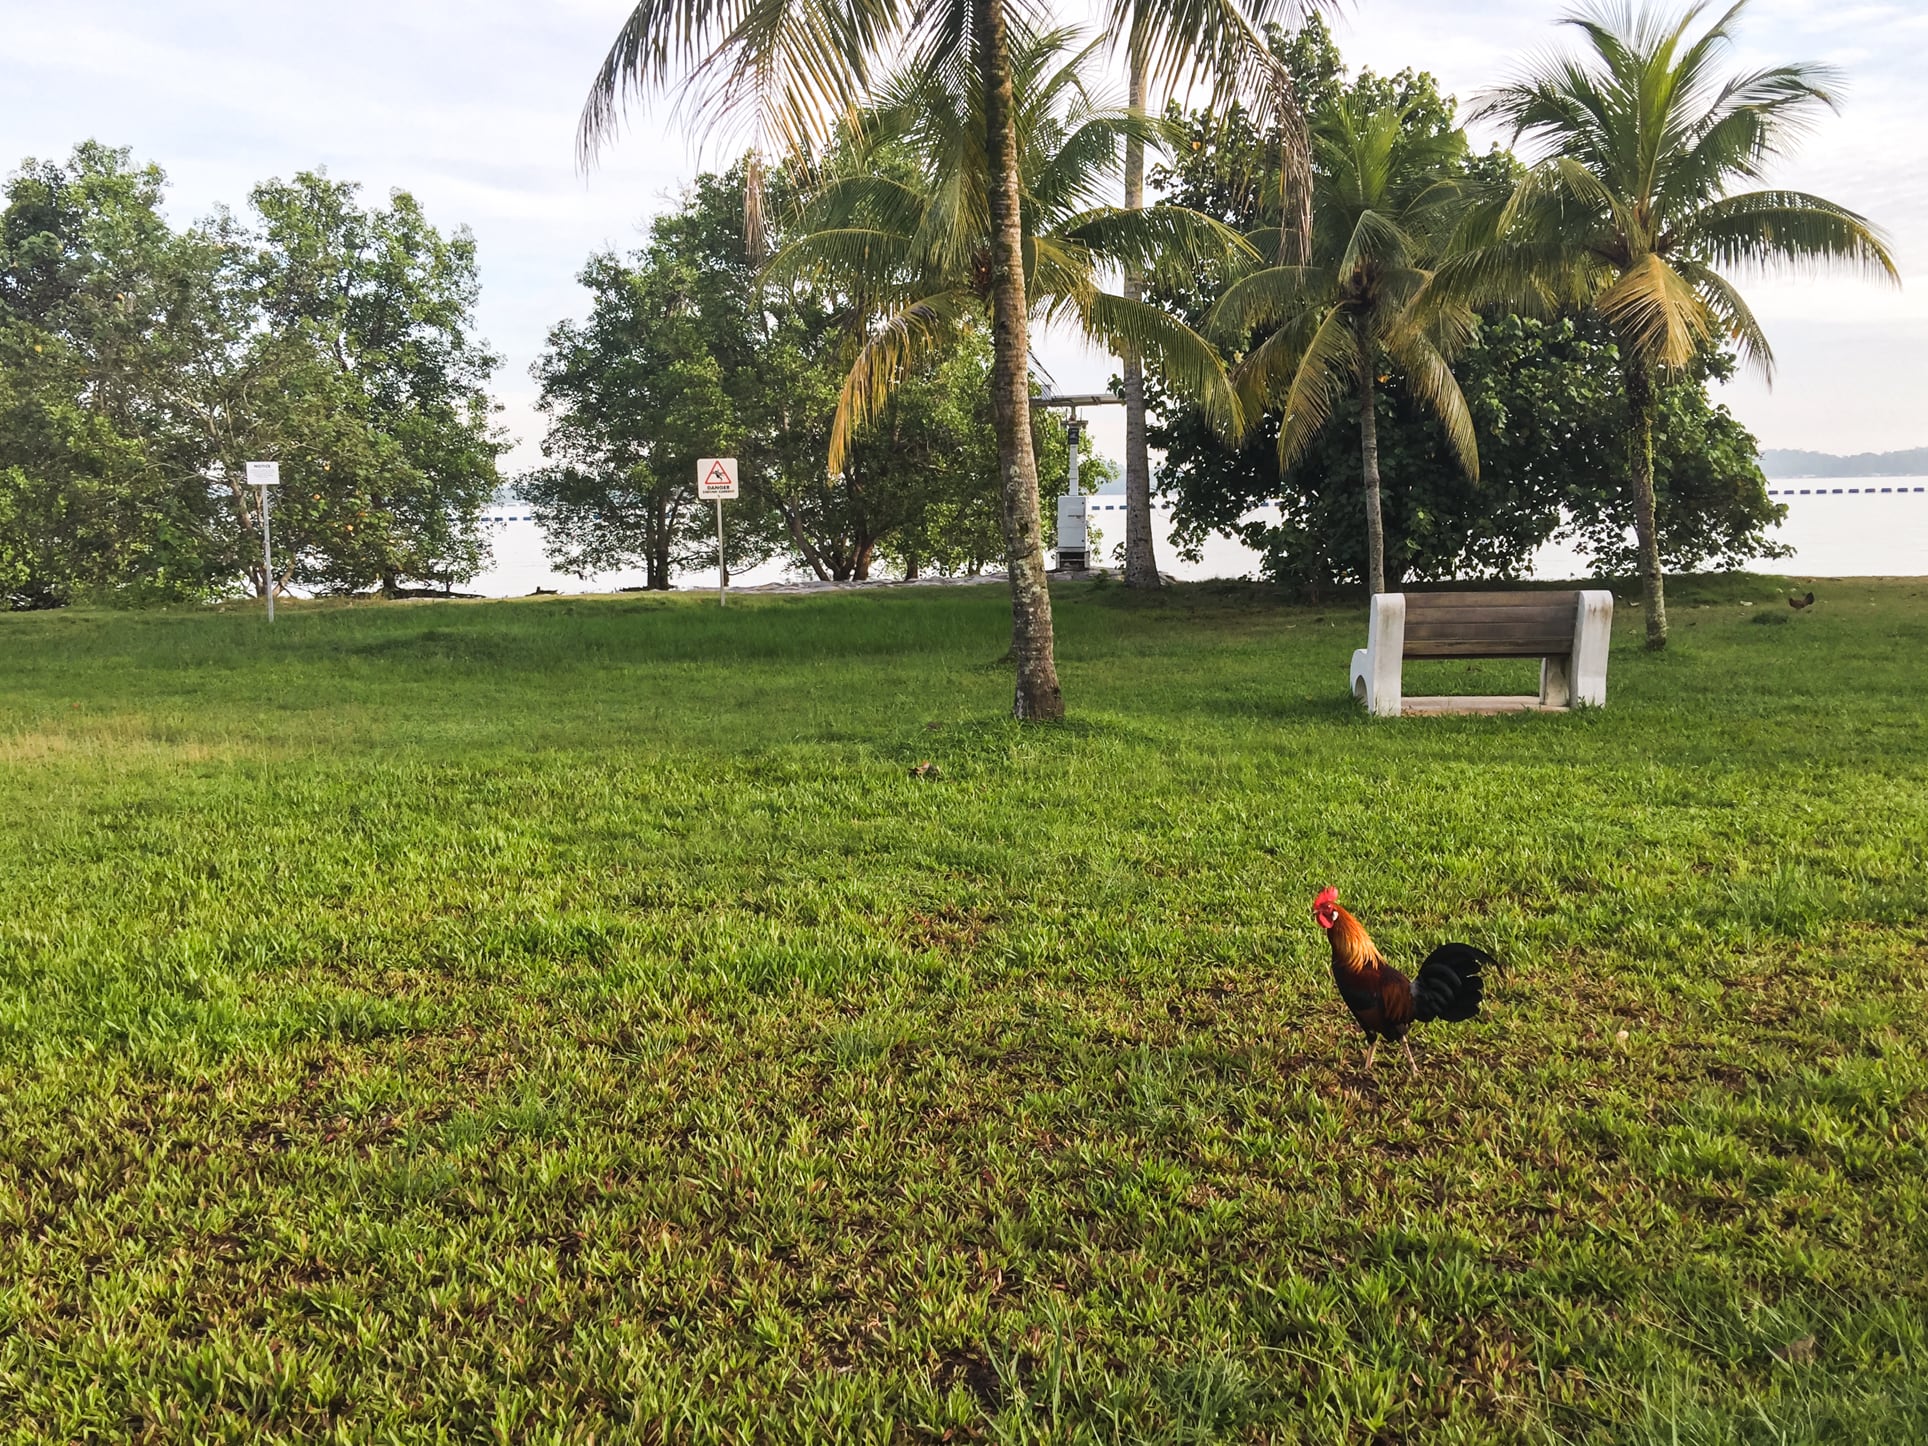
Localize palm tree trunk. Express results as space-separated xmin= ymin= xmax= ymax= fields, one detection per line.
xmin=1120 ymin=51 xmax=1159 ymax=591
xmin=977 ymin=0 xmax=1063 ymax=720
xmin=1357 ymin=339 xmax=1386 ymax=596
xmin=1622 ymin=352 xmax=1669 ymax=649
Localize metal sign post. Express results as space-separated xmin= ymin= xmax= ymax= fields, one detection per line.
xmin=696 ymin=457 xmax=740 ymax=606
xmin=246 ymin=461 xmax=281 ymax=621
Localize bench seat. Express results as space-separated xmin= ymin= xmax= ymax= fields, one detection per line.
xmin=1350 ymin=589 xmax=1613 ymax=717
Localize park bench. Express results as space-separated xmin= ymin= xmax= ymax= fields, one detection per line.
xmin=1350 ymin=589 xmax=1613 ymax=717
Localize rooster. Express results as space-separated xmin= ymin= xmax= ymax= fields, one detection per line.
xmin=1312 ymin=887 xmax=1497 ymax=1073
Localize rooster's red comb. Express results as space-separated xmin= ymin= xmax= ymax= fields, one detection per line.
xmin=1313 ymin=886 xmax=1339 ymax=910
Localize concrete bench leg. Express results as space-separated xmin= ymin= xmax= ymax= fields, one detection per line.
xmin=1352 ymin=593 xmax=1405 ymax=716
xmin=1540 ymin=655 xmax=1571 ymax=708
xmin=1571 ymin=589 xmax=1613 ymax=707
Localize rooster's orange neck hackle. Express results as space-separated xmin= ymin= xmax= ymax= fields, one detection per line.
xmin=1313 ymin=886 xmax=1379 ymax=979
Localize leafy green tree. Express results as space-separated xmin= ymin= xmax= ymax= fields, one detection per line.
xmin=522 ymin=165 xmax=876 ymax=589
xmin=524 ymin=166 xmax=1046 ymax=588
xmin=1108 ymin=0 xmax=1320 ymax=591
xmin=0 ymin=144 xmax=232 ymax=606
xmin=859 ymin=333 xmax=1074 ymax=581
xmin=1 ymin=145 xmax=505 ymax=607
xmin=584 ymin=0 xmax=1252 ymax=718
xmin=521 ymin=245 xmax=751 ymax=591
xmin=1208 ymin=90 xmax=1480 ymax=595
xmin=246 ymin=173 xmax=505 ymax=595
xmin=767 ymin=28 xmax=1245 ymax=480
xmin=1463 ymin=0 xmax=1894 ymax=647
xmin=1158 ymin=312 xmax=1784 ymax=595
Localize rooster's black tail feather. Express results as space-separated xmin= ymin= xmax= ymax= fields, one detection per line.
xmin=1411 ymin=942 xmax=1497 ymax=1023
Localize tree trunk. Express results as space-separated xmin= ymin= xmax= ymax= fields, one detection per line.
xmin=1120 ymin=51 xmax=1160 ymax=590
xmin=1622 ymin=351 xmax=1669 ymax=649
xmin=978 ymin=0 xmax=1064 ymax=720
xmin=1357 ymin=336 xmax=1386 ymax=597
xmin=904 ymin=550 xmax=921 ymax=581
xmin=239 ymin=487 xmax=268 ymax=599
xmin=649 ymin=498 xmax=668 ymax=589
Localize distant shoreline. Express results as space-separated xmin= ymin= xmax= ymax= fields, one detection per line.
xmin=1763 ymin=447 xmax=1928 ymax=479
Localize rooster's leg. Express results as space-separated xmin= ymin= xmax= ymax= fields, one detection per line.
xmin=1363 ymin=1039 xmax=1378 ymax=1070
xmin=1402 ymin=1038 xmax=1418 ymax=1076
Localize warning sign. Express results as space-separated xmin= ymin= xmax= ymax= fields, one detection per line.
xmin=696 ymin=457 xmax=739 ymax=499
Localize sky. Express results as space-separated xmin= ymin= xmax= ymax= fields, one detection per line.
xmin=3 ymin=0 xmax=1922 ymax=475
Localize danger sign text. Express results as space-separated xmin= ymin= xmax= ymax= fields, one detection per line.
xmin=697 ymin=457 xmax=740 ymax=499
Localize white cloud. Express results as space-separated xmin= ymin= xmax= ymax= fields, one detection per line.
xmin=1 ymin=0 xmax=1921 ymax=473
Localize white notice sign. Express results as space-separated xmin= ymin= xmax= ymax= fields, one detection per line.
xmin=696 ymin=457 xmax=739 ymax=499
xmin=246 ymin=461 xmax=281 ymax=487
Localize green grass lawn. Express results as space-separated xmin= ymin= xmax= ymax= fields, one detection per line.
xmin=1 ymin=575 xmax=1924 ymax=1443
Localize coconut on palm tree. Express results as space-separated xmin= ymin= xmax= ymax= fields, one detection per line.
xmin=1465 ymin=0 xmax=1896 ymax=649
xmin=1209 ymin=95 xmax=1481 ymax=596
xmin=765 ymin=28 xmax=1249 ymax=485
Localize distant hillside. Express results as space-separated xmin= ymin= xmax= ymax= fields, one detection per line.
xmin=1762 ymin=447 xmax=1928 ymax=478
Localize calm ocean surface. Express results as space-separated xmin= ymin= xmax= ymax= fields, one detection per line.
xmin=467 ymin=476 xmax=1928 ymax=597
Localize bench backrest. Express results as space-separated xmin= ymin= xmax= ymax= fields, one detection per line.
xmin=1401 ymin=590 xmax=1582 ymax=659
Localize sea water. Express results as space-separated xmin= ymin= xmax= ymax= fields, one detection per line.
xmin=465 ymin=477 xmax=1928 ymax=596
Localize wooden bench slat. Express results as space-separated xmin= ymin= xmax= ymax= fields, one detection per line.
xmin=1405 ymin=611 xmax=1575 ymax=634
xmin=1403 ymin=590 xmax=1580 ymax=611
xmin=1401 ymin=592 xmax=1579 ymax=659
xmin=1406 ymin=627 xmax=1576 ymax=643
xmin=1407 ymin=616 xmax=1573 ymax=632
xmin=1404 ymin=637 xmax=1574 ymax=659
xmin=1407 ymin=615 xmax=1574 ymax=635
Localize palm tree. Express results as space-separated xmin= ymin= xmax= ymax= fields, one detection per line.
xmin=765 ymin=28 xmax=1248 ymax=483
xmin=1466 ymin=0 xmax=1896 ymax=649
xmin=580 ymin=0 xmax=1318 ymax=716
xmin=1107 ymin=0 xmax=1321 ymax=591
xmin=1209 ymin=96 xmax=1480 ymax=595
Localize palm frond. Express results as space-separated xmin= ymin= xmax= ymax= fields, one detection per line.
xmin=828 ymin=288 xmax=977 ymax=470
xmin=1673 ymin=189 xmax=1898 ymax=281
xmin=1205 ymin=265 xmax=1334 ymax=343
xmin=1385 ymin=331 xmax=1479 ymax=479
xmin=762 ymin=226 xmax=917 ymax=293
xmin=1025 ymin=234 xmax=1096 ymax=308
xmin=1595 ymin=251 xmax=1714 ymax=369
xmin=1106 ymin=0 xmax=1323 ymax=262
xmin=1058 ymin=205 xmax=1260 ymax=286
xmin=578 ymin=0 xmax=910 ymax=251
xmin=1673 ymin=257 xmax=1774 ymax=378
xmin=1080 ymin=291 xmax=1242 ymax=440
xmin=1227 ymin=304 xmax=1358 ymax=469
xmin=1334 ymin=207 xmax=1419 ymax=282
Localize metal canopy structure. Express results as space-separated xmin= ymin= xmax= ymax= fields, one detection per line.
xmin=1036 ymin=393 xmax=1122 ymax=413
xmin=1036 ymin=397 xmax=1122 ymax=573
